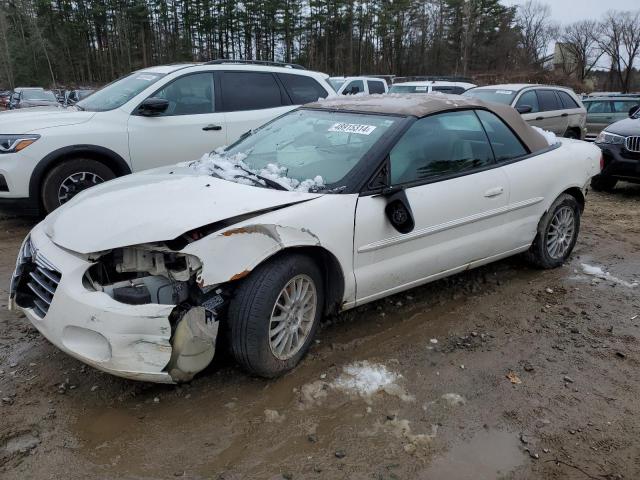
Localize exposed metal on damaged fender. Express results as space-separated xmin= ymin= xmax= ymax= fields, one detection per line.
xmin=183 ymin=224 xmax=322 ymax=286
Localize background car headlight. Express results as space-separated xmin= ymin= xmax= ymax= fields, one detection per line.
xmin=595 ymin=131 xmax=625 ymax=145
xmin=0 ymin=134 xmax=40 ymax=153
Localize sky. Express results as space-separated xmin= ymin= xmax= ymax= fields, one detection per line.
xmin=504 ymin=0 xmax=638 ymax=25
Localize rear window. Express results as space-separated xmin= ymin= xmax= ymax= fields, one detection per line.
xmin=278 ymin=73 xmax=328 ymax=104
xmin=433 ymin=86 xmax=464 ymax=94
xmin=557 ymin=91 xmax=580 ymax=109
xmin=220 ymin=72 xmax=284 ymax=111
xmin=463 ymin=88 xmax=516 ymax=105
xmin=537 ymin=90 xmax=562 ymax=111
xmin=368 ymin=80 xmax=386 ymax=94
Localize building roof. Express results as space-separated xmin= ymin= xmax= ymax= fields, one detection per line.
xmin=305 ymin=93 xmax=549 ymax=152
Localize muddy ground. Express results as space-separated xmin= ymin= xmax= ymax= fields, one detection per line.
xmin=1 ymin=186 xmax=639 ymax=480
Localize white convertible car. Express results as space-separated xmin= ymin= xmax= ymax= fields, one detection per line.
xmin=10 ymin=94 xmax=602 ymax=383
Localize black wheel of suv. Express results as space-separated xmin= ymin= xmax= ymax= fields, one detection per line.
xmin=564 ymin=129 xmax=580 ymax=139
xmin=590 ymin=175 xmax=617 ymax=192
xmin=227 ymin=253 xmax=324 ymax=378
xmin=526 ymin=193 xmax=581 ymax=269
xmin=41 ymin=159 xmax=116 ymax=213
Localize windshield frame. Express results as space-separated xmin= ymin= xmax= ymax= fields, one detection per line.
xmin=76 ymin=70 xmax=167 ymax=112
xmin=217 ymin=107 xmax=411 ymax=194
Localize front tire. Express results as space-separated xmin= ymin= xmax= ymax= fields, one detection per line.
xmin=590 ymin=175 xmax=617 ymax=192
xmin=41 ymin=159 xmax=115 ymax=213
xmin=228 ymin=254 xmax=324 ymax=378
xmin=526 ymin=194 xmax=581 ymax=269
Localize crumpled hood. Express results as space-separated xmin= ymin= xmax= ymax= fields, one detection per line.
xmin=0 ymin=107 xmax=95 ymax=132
xmin=605 ymin=117 xmax=640 ymax=137
xmin=44 ymin=165 xmax=323 ymax=254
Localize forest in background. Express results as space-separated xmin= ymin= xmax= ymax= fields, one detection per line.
xmin=0 ymin=0 xmax=638 ymax=92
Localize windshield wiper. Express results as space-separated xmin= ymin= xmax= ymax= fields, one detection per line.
xmin=235 ymin=165 xmax=289 ymax=191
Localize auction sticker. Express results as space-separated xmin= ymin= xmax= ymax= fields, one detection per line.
xmin=329 ymin=123 xmax=377 ymax=135
xmin=496 ymin=90 xmax=513 ymax=95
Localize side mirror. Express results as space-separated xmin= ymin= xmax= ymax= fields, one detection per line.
xmin=516 ymin=105 xmax=533 ymax=114
xmin=384 ymin=189 xmax=415 ymax=234
xmin=629 ymin=105 xmax=639 ymax=118
xmin=137 ymin=97 xmax=169 ymax=116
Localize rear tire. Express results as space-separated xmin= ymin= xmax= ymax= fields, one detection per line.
xmin=525 ymin=194 xmax=581 ymax=269
xmin=590 ymin=175 xmax=617 ymax=192
xmin=564 ymin=128 xmax=580 ymax=139
xmin=41 ymin=158 xmax=115 ymax=213
xmin=227 ymin=254 xmax=324 ymax=378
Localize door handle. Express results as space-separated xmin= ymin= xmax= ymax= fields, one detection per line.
xmin=535 ymin=116 xmax=544 ymax=121
xmin=203 ymin=124 xmax=222 ymax=131
xmin=484 ymin=187 xmax=504 ymax=198
xmin=561 ymin=113 xmax=569 ymax=117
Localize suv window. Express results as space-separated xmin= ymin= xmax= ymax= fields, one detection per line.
xmin=433 ymin=85 xmax=464 ymax=94
xmin=557 ymin=91 xmax=579 ymax=109
xmin=368 ymin=80 xmax=386 ymax=94
xmin=277 ymin=73 xmax=328 ymax=104
xmin=220 ymin=72 xmax=284 ymax=111
xmin=537 ymin=90 xmax=561 ymax=112
xmin=585 ymin=101 xmax=612 ymax=113
xmin=390 ymin=110 xmax=494 ymax=184
xmin=342 ymin=80 xmax=364 ymax=95
xmin=515 ymin=90 xmax=540 ymax=113
xmin=153 ymin=73 xmax=214 ymax=115
xmin=476 ymin=110 xmax=528 ymax=161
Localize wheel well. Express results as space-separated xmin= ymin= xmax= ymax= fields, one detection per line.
xmin=565 ymin=126 xmax=581 ymax=138
xmin=563 ymin=187 xmax=585 ymax=212
xmin=29 ymin=146 xmax=131 ymax=209
xmin=240 ymin=246 xmax=346 ymax=317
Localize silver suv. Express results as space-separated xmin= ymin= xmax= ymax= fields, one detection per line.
xmin=465 ymin=84 xmax=587 ymax=139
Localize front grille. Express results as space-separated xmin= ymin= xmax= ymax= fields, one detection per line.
xmin=11 ymin=237 xmax=61 ymax=318
xmin=625 ymin=136 xmax=640 ymax=153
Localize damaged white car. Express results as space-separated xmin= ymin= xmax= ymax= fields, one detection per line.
xmin=9 ymin=95 xmax=602 ymax=383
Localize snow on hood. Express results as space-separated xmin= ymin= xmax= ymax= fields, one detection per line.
xmin=0 ymin=106 xmax=95 ymax=133
xmin=44 ymin=165 xmax=323 ymax=254
xmin=192 ymin=149 xmax=326 ymax=193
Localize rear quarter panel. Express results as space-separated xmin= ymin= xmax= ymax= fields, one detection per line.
xmin=501 ymin=139 xmax=601 ymax=248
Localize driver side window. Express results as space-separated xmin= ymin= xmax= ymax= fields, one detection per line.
xmin=389 ymin=110 xmax=494 ymax=185
xmin=343 ymin=80 xmax=364 ymax=95
xmin=515 ymin=90 xmax=539 ymax=113
xmin=153 ymin=73 xmax=214 ymax=116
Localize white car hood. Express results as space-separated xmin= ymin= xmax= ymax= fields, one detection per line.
xmin=44 ymin=166 xmax=323 ymax=254
xmin=0 ymin=107 xmax=95 ymax=132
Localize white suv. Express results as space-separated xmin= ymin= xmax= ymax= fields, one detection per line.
xmin=0 ymin=60 xmax=334 ymax=214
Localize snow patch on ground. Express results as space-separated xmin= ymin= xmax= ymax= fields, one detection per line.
xmin=581 ymin=263 xmax=638 ymax=288
xmin=333 ymin=361 xmax=413 ymax=401
xmin=532 ymin=126 xmax=558 ymax=146
xmin=441 ymin=393 xmax=466 ymax=406
xmin=192 ymin=150 xmax=325 ymax=192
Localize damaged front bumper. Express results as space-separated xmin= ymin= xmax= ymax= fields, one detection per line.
xmin=9 ymin=224 xmax=214 ymax=383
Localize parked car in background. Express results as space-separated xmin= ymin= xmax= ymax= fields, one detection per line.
xmin=329 ymin=76 xmax=388 ymax=95
xmin=0 ymin=60 xmax=334 ymax=215
xmin=9 ymin=94 xmax=601 ymax=383
xmin=8 ymin=87 xmax=61 ymax=109
xmin=591 ymin=108 xmax=640 ymax=191
xmin=583 ymin=96 xmax=640 ymax=141
xmin=64 ymin=89 xmax=95 ymax=106
xmin=464 ymin=84 xmax=587 ymax=139
xmin=388 ymin=80 xmax=476 ymax=95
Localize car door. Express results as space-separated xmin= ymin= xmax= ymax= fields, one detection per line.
xmin=531 ymin=89 xmax=569 ymax=135
xmin=218 ymin=70 xmax=296 ymax=144
xmin=585 ymin=100 xmax=614 ymax=138
xmin=353 ymin=109 xmax=511 ymax=304
xmin=127 ymin=72 xmax=227 ymax=171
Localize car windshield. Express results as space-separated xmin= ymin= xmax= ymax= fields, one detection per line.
xmin=76 ymin=71 xmax=165 ymax=111
xmin=194 ymin=109 xmax=400 ymax=191
xmin=328 ymin=79 xmax=346 ymax=91
xmin=22 ymin=89 xmax=56 ymax=101
xmin=463 ymin=88 xmax=516 ymax=105
xmin=388 ymin=85 xmax=429 ymax=93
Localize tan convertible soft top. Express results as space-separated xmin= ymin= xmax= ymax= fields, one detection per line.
xmin=305 ymin=93 xmax=550 ymax=153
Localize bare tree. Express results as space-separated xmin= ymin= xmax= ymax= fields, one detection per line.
xmin=597 ymin=10 xmax=640 ymax=93
xmin=558 ymin=20 xmax=603 ymax=81
xmin=515 ymin=0 xmax=558 ymax=68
